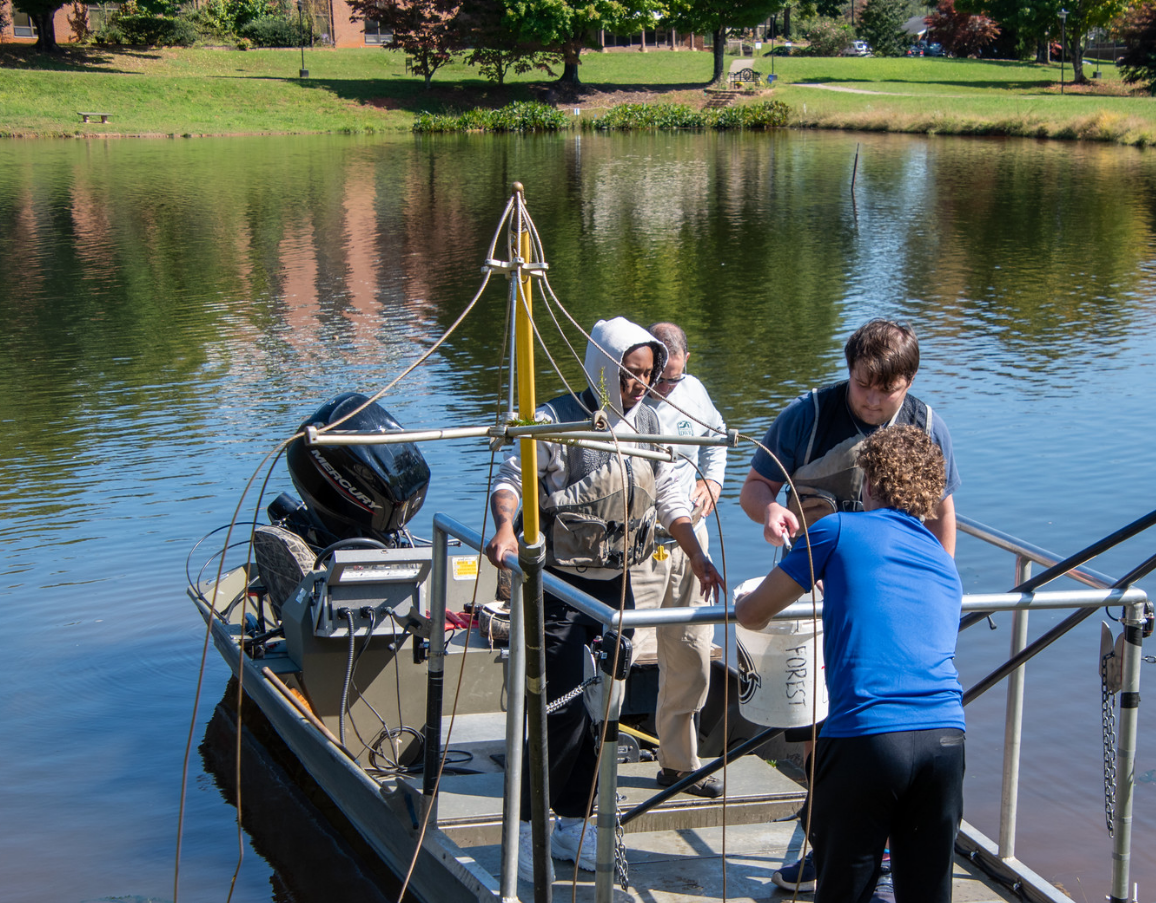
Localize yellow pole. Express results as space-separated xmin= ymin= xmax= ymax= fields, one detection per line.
xmin=510 ymin=183 xmax=552 ymax=903
xmin=514 ymin=185 xmax=540 ymax=544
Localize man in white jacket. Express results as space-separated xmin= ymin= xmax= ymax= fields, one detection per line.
xmin=486 ymin=317 xmax=723 ymax=882
xmin=633 ymin=321 xmax=728 ymax=798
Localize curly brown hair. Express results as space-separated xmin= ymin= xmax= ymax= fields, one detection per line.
xmin=857 ymin=424 xmax=945 ymax=520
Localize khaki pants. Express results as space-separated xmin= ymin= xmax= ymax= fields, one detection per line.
xmin=631 ymin=522 xmax=713 ymax=773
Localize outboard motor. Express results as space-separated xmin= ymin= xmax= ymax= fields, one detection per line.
xmin=285 ymin=392 xmax=431 ymax=546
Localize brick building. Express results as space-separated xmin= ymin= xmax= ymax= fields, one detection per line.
xmin=1 ymin=0 xmax=701 ymax=51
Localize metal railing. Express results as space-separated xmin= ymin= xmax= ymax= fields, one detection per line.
xmin=425 ymin=512 xmax=1149 ymax=903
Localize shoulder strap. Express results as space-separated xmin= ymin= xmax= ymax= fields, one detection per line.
xmin=924 ymin=402 xmax=934 ymax=436
xmin=802 ymin=388 xmax=820 ymax=466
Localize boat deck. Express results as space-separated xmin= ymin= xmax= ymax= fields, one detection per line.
xmin=466 ymin=821 xmax=1019 ymax=902
xmin=414 ymin=714 xmax=1022 ymax=903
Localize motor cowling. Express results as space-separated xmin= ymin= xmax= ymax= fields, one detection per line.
xmin=286 ymin=393 xmax=430 ymax=543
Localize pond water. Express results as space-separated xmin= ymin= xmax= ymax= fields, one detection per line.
xmin=1 ymin=129 xmax=1155 ymax=902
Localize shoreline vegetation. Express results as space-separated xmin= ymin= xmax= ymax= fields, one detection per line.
xmin=1 ymin=45 xmax=1153 ymax=146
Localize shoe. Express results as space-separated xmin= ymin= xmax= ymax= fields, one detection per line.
xmin=656 ymin=767 xmax=723 ymax=799
xmin=870 ymin=864 xmax=895 ymax=903
xmin=772 ymin=851 xmax=816 ymax=892
xmin=518 ymin=819 xmax=554 ymax=884
xmin=551 ymin=816 xmax=598 ymax=871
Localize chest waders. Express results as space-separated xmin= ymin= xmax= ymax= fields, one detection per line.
xmin=538 ymin=391 xmax=661 ymax=570
xmin=788 ymin=384 xmax=933 ymax=528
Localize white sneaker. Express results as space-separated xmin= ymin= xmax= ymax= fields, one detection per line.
xmin=518 ymin=819 xmax=554 ymax=884
xmin=551 ymin=816 xmax=598 ymax=872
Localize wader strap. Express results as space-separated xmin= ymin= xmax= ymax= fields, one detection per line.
xmin=802 ymin=388 xmax=820 ymax=466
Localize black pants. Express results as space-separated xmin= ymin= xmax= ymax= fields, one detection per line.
xmin=811 ymin=728 xmax=965 ymax=903
xmin=519 ymin=570 xmax=633 ymax=821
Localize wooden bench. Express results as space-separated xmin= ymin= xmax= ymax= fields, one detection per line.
xmin=78 ymin=112 xmax=111 ymax=123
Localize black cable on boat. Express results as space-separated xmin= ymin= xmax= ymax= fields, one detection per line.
xmin=313 ymin=537 xmax=389 ymax=570
xmin=339 ymin=608 xmax=356 ymax=749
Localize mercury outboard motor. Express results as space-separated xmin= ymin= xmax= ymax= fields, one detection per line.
xmin=284 ymin=392 xmax=430 ymax=545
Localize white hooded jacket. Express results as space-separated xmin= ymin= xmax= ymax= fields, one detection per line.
xmin=493 ymin=317 xmax=694 ymax=580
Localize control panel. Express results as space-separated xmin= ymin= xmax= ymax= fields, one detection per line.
xmin=313 ymin=547 xmax=432 ymax=638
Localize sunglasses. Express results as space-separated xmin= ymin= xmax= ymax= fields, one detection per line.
xmin=656 ymin=374 xmax=686 ymax=387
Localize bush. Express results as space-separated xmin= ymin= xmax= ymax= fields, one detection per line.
xmin=1116 ymin=2 xmax=1156 ymax=94
xmin=707 ymin=100 xmax=790 ymax=129
xmin=586 ymin=101 xmax=790 ymax=131
xmin=95 ymin=11 xmax=197 ymax=45
xmin=588 ymin=103 xmax=705 ymax=129
xmin=180 ymin=0 xmax=284 ymax=41
xmin=240 ymin=15 xmax=308 ymax=47
xmin=802 ymin=18 xmax=855 ymax=56
xmin=413 ymin=101 xmax=790 ymax=134
xmin=413 ymin=101 xmax=570 ymax=133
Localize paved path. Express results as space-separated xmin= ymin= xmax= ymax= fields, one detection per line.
xmin=792 ymin=83 xmax=971 ymax=97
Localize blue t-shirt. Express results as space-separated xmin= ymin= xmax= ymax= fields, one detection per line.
xmin=779 ymin=508 xmax=965 ymax=738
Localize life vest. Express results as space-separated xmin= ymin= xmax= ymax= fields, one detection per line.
xmin=539 ymin=390 xmax=660 ymax=570
xmin=788 ymin=382 xmax=933 ymax=527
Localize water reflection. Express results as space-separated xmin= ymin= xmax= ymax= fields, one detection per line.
xmin=0 ymin=130 xmax=1154 ymax=901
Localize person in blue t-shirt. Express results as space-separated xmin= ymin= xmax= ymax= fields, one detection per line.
xmin=736 ymin=425 xmax=965 ymax=903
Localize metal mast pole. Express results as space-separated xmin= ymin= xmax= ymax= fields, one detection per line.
xmin=511 ymin=183 xmax=552 ymax=903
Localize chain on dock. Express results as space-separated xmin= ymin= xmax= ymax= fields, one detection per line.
xmin=614 ymin=793 xmax=629 ymax=890
xmin=1101 ymin=655 xmax=1118 ymax=836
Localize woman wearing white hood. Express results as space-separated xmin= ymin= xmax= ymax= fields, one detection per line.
xmin=486 ymin=317 xmax=724 ymax=881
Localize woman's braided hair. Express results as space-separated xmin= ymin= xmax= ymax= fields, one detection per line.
xmin=857 ymin=424 xmax=945 ymax=520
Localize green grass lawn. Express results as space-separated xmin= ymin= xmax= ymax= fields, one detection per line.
xmin=1 ymin=44 xmax=1154 ymax=144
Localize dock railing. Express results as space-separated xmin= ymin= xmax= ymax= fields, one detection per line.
xmin=427 ymin=512 xmax=1148 ymax=903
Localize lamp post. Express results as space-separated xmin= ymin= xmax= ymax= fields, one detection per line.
xmin=297 ymin=0 xmax=309 ymax=79
xmin=1058 ymin=8 xmax=1067 ymax=94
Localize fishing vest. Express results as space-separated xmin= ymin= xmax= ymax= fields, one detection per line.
xmin=539 ymin=389 xmax=660 ymax=570
xmin=788 ymin=382 xmax=933 ymax=527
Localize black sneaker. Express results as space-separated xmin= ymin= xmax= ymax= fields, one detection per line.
xmin=772 ymin=851 xmax=816 ymax=892
xmin=656 ymin=768 xmax=723 ymax=799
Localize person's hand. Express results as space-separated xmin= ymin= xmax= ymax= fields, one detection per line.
xmin=763 ymin=502 xmax=799 ymax=547
xmin=485 ymin=524 xmax=518 ymax=570
xmin=692 ymin=479 xmax=721 ymax=519
xmin=690 ymin=554 xmax=725 ymax=603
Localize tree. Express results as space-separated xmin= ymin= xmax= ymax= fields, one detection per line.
xmin=13 ymin=0 xmax=66 ymax=51
xmin=1054 ymin=0 xmax=1128 ymax=82
xmin=956 ymin=0 xmax=1055 ymax=59
xmin=925 ymin=0 xmax=998 ymax=56
xmin=802 ymin=16 xmax=855 ymax=55
xmin=347 ymin=0 xmax=463 ymax=87
xmin=663 ymin=0 xmax=785 ymax=85
xmin=458 ymin=0 xmax=561 ymax=85
xmin=857 ymin=0 xmax=906 ymax=55
xmin=1115 ymin=1 xmax=1156 ymax=92
xmin=506 ymin=0 xmax=661 ymax=85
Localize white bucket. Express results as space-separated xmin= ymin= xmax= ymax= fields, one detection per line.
xmin=733 ymin=577 xmax=828 ymax=729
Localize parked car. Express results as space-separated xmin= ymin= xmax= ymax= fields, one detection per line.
xmin=907 ymin=41 xmax=946 ymax=57
xmin=842 ymin=40 xmax=872 ymax=57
